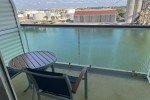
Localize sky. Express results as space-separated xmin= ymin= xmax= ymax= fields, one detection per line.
xmin=13 ymin=0 xmax=127 ymax=10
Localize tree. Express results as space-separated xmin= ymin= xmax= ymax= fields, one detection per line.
xmin=51 ymin=16 xmax=55 ymax=20
xmin=44 ymin=16 xmax=48 ymax=21
xmin=51 ymin=16 xmax=56 ymax=24
xmin=116 ymin=7 xmax=126 ymax=18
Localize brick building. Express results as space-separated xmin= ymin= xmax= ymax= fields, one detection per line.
xmin=74 ymin=9 xmax=116 ymax=23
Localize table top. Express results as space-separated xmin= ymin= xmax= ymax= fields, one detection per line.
xmin=9 ymin=51 xmax=57 ymax=69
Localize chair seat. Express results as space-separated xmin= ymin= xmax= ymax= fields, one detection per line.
xmin=7 ymin=67 xmax=21 ymax=79
xmin=36 ymin=76 xmax=78 ymax=99
xmin=41 ymin=90 xmax=70 ymax=99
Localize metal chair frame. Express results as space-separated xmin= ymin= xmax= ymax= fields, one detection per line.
xmin=24 ymin=67 xmax=88 ymax=100
xmin=25 ymin=70 xmax=73 ymax=100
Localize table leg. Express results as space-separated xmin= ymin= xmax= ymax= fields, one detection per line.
xmin=24 ymin=74 xmax=32 ymax=92
xmin=51 ymin=65 xmax=55 ymax=72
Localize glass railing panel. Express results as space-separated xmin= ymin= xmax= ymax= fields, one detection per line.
xmin=79 ymin=27 xmax=150 ymax=72
xmin=79 ymin=28 xmax=116 ymax=67
xmin=22 ymin=25 xmax=150 ymax=73
xmin=23 ymin=26 xmax=78 ymax=64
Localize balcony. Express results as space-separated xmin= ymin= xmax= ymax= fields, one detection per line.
xmin=1 ymin=0 xmax=150 ymax=99
xmin=9 ymin=24 xmax=150 ymax=100
xmin=12 ymin=63 xmax=150 ymax=100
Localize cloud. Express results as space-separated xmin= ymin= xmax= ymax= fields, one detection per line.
xmin=13 ymin=0 xmax=127 ymax=9
xmin=47 ymin=1 xmax=57 ymax=4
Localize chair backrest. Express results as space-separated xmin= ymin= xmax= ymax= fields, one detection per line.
xmin=0 ymin=0 xmax=25 ymax=65
xmin=25 ymin=68 xmax=72 ymax=99
xmin=7 ymin=67 xmax=21 ymax=79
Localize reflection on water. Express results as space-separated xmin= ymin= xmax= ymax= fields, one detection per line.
xmin=23 ymin=26 xmax=150 ymax=72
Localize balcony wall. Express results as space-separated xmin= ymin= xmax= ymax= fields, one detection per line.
xmin=21 ymin=24 xmax=150 ymax=73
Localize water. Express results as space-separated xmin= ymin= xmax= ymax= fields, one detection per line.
xmin=23 ymin=26 xmax=150 ymax=72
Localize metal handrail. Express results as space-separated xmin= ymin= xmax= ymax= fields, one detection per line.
xmin=21 ymin=23 xmax=150 ymax=28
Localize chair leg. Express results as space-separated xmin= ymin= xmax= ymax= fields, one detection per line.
xmin=85 ymin=71 xmax=88 ymax=99
xmin=24 ymin=82 xmax=32 ymax=92
xmin=24 ymin=74 xmax=32 ymax=92
xmin=37 ymin=93 xmax=41 ymax=100
xmin=51 ymin=65 xmax=55 ymax=72
xmin=32 ymin=85 xmax=35 ymax=100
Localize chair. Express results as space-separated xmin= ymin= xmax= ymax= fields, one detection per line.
xmin=7 ymin=67 xmax=21 ymax=79
xmin=24 ymin=67 xmax=88 ymax=100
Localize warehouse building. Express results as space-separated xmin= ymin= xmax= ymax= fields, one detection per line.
xmin=74 ymin=9 xmax=116 ymax=23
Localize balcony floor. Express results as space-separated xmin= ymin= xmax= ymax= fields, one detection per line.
xmin=12 ymin=67 xmax=150 ymax=100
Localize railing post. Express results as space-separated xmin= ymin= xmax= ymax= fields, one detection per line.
xmin=85 ymin=69 xmax=88 ymax=99
xmin=89 ymin=65 xmax=92 ymax=71
xmin=68 ymin=62 xmax=71 ymax=68
xmin=77 ymin=28 xmax=80 ymax=65
xmin=22 ymin=26 xmax=30 ymax=52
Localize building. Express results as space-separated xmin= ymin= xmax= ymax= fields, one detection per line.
xmin=24 ymin=10 xmax=39 ymax=19
xmin=23 ymin=10 xmax=46 ymax=19
xmin=33 ymin=13 xmax=46 ymax=20
xmin=66 ymin=9 xmax=75 ymax=20
xmin=74 ymin=9 xmax=116 ymax=23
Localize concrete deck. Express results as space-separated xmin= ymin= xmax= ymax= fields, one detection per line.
xmin=12 ymin=67 xmax=150 ymax=100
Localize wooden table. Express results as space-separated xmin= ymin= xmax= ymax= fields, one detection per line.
xmin=9 ymin=51 xmax=57 ymax=93
xmin=9 ymin=51 xmax=57 ymax=71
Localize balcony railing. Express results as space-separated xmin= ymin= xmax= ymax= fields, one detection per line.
xmin=21 ymin=24 xmax=150 ymax=73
